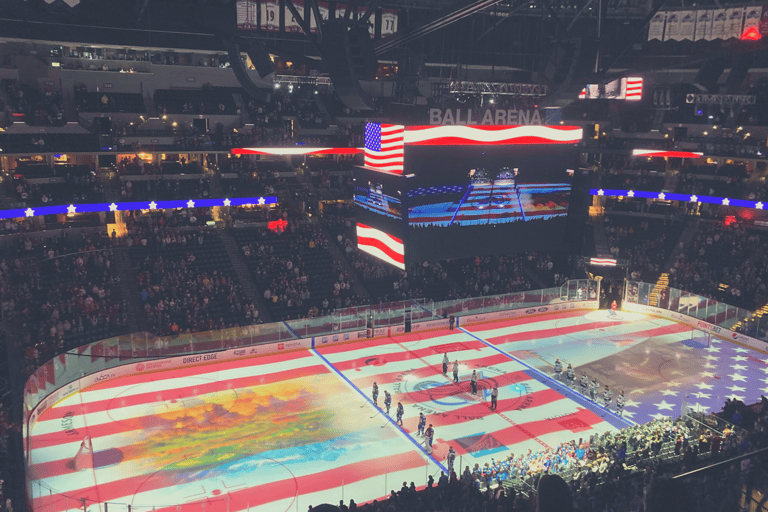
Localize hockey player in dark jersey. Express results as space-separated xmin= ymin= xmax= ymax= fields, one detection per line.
xmin=580 ymin=373 xmax=589 ymax=395
xmin=447 ymin=446 xmax=456 ymax=473
xmin=396 ymin=402 xmax=404 ymax=426
xmin=384 ymin=390 xmax=392 ymax=414
xmin=603 ymin=385 xmax=612 ymax=408
xmin=589 ymin=378 xmax=599 ymax=401
xmin=616 ymin=390 xmax=626 ymax=416
xmin=372 ymin=382 xmax=379 ymax=407
xmin=442 ymin=353 xmax=449 ymax=375
xmin=417 ymin=412 xmax=426 ymax=436
xmin=554 ymin=358 xmax=562 ymax=381
xmin=424 ymin=424 xmax=435 ymax=454
xmin=566 ymin=364 xmax=576 ymax=388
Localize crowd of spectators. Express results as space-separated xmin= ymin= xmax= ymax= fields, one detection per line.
xmin=599 ymin=169 xmax=666 ymax=192
xmin=238 ymin=221 xmax=365 ymax=320
xmin=2 ymin=80 xmax=66 ymax=127
xmin=120 ymin=178 xmax=210 ymax=201
xmin=1 ymin=231 xmax=127 ymax=375
xmin=318 ymin=396 xmax=768 ymax=512
xmin=13 ymin=174 xmax=104 ymax=207
xmin=605 ymin=216 xmax=684 ymax=283
xmin=134 ymin=235 xmax=257 ymax=336
xmin=669 ymin=221 xmax=768 ymax=310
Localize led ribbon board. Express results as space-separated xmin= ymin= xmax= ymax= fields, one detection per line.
xmin=0 ymin=197 xmax=278 ymax=221
xmin=592 ymin=189 xmax=765 ymax=210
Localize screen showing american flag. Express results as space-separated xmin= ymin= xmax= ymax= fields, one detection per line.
xmin=364 ymin=123 xmax=404 ymax=174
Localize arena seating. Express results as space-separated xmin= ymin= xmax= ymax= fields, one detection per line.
xmin=232 ymin=223 xmax=360 ymax=320
xmin=130 ymin=229 xmax=256 ymax=335
xmin=604 ymin=215 xmax=685 ymax=282
xmin=74 ymin=88 xmax=146 ymax=113
xmin=670 ymin=221 xmax=767 ymax=310
xmin=154 ymin=88 xmax=237 ymax=115
xmin=121 ymin=178 xmax=210 ymax=201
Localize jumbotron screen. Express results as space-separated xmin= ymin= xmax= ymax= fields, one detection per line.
xmin=356 ymin=124 xmax=583 ymax=268
xmin=353 ymin=167 xmax=408 ymax=269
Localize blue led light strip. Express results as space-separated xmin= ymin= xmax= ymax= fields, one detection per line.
xmin=0 ymin=197 xmax=278 ymax=221
xmin=590 ymin=189 xmax=765 ymax=210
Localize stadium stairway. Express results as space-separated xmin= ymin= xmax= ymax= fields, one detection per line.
xmin=593 ymin=217 xmax=611 ymax=258
xmin=218 ymin=231 xmax=272 ymax=323
xmin=322 ymin=226 xmax=370 ymax=301
xmin=663 ymin=216 xmax=699 ymax=273
xmin=111 ymin=247 xmax=149 ymax=333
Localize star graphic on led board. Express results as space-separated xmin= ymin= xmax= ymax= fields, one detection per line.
xmin=67 ymin=204 xmax=77 ymax=214
xmin=109 ymin=203 xmax=118 ymax=211
xmin=25 ymin=208 xmax=34 ymax=217
xmin=149 ymin=201 xmax=158 ymax=210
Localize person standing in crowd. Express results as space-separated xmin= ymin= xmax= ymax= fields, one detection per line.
xmin=453 ymin=360 xmax=459 ymax=383
xmin=554 ymin=358 xmax=562 ymax=381
xmin=590 ymin=377 xmax=599 ymax=401
xmin=384 ymin=390 xmax=391 ymax=414
xmin=566 ymin=364 xmax=576 ymax=388
xmin=442 ymin=352 xmax=449 ymax=375
xmin=372 ymin=382 xmax=378 ymax=407
xmin=396 ymin=402 xmax=404 ymax=426
xmin=424 ymin=424 xmax=434 ymax=453
xmin=491 ymin=384 xmax=499 ymax=410
xmin=471 ymin=370 xmax=478 ymax=395
xmin=616 ymin=390 xmax=626 ymax=416
xmin=447 ymin=446 xmax=456 ymax=473
xmin=417 ymin=412 xmax=426 ymax=436
xmin=603 ymin=385 xmax=612 ymax=409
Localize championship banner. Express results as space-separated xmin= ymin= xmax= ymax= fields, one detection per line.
xmin=335 ymin=2 xmax=346 ymax=20
xmin=236 ymin=0 xmax=258 ymax=30
xmin=743 ymin=6 xmax=762 ymax=36
xmin=285 ymin=0 xmax=304 ymax=33
xmin=710 ymin=9 xmax=728 ymax=40
xmin=311 ymin=1 xmax=329 ymax=33
xmin=648 ymin=11 xmax=666 ymax=40
xmin=760 ymin=5 xmax=768 ymax=36
xmin=694 ymin=10 xmax=712 ymax=41
xmin=680 ymin=10 xmax=696 ymax=40
xmin=664 ymin=12 xmax=681 ymax=41
xmin=726 ymin=7 xmax=744 ymax=39
xmin=381 ymin=8 xmax=398 ymax=35
xmin=260 ymin=0 xmax=279 ymax=31
xmin=358 ymin=6 xmax=375 ymax=35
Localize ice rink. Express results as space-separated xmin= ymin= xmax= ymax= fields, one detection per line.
xmin=26 ymin=309 xmax=768 ymax=512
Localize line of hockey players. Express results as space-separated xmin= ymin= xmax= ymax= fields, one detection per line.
xmin=371 ymin=382 xmax=437 ymax=453
xmin=553 ymin=358 xmax=626 ymax=417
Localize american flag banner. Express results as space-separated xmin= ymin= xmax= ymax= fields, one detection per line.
xmin=356 ymin=222 xmax=405 ymax=269
xmin=364 ymin=123 xmax=405 ymax=174
xmin=625 ymin=77 xmax=643 ymax=101
xmin=403 ymin=125 xmax=583 ymax=146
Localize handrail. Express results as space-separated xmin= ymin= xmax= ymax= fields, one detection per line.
xmin=672 ymin=446 xmax=768 ymax=480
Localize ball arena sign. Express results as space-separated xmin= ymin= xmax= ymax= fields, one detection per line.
xmin=428 ymin=108 xmax=544 ymax=126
